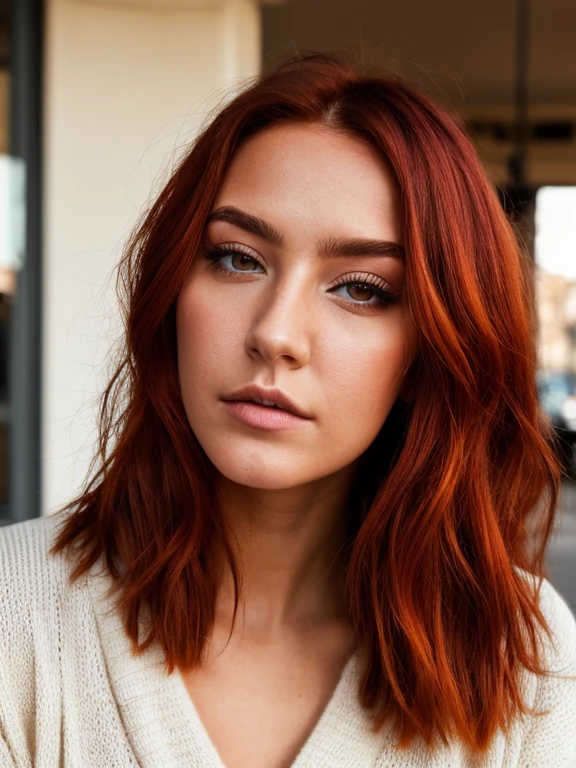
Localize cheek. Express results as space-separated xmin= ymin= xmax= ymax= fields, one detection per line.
xmin=176 ymin=282 xmax=245 ymax=385
xmin=321 ymin=315 xmax=413 ymax=436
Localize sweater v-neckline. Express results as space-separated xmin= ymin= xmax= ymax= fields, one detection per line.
xmin=86 ymin=558 xmax=390 ymax=767
xmin=170 ymin=651 xmax=360 ymax=768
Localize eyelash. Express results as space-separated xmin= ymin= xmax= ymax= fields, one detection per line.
xmin=203 ymin=244 xmax=399 ymax=308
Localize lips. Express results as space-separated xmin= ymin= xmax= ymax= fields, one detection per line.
xmin=221 ymin=384 xmax=312 ymax=419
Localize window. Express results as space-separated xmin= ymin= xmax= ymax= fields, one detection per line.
xmin=0 ymin=0 xmax=42 ymax=525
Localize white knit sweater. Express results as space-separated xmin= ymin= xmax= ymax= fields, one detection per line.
xmin=1 ymin=514 xmax=575 ymax=768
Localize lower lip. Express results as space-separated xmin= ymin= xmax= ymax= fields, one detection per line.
xmin=222 ymin=400 xmax=311 ymax=431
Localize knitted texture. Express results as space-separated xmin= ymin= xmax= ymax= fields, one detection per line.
xmin=1 ymin=514 xmax=575 ymax=767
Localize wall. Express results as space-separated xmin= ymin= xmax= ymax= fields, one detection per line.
xmin=43 ymin=0 xmax=262 ymax=514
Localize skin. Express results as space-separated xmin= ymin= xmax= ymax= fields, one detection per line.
xmin=176 ymin=123 xmax=417 ymax=768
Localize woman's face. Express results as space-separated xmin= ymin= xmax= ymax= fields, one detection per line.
xmin=176 ymin=123 xmax=417 ymax=491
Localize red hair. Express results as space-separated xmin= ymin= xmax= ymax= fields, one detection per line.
xmin=50 ymin=54 xmax=560 ymax=752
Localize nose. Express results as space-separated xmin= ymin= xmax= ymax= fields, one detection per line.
xmin=245 ymin=278 xmax=312 ymax=368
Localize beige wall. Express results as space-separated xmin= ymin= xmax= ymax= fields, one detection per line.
xmin=43 ymin=0 xmax=263 ymax=514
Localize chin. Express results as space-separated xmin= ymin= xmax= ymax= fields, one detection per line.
xmin=214 ymin=458 xmax=313 ymax=491
xmin=200 ymin=442 xmax=327 ymax=491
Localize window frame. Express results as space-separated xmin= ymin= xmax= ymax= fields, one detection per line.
xmin=0 ymin=0 xmax=43 ymax=524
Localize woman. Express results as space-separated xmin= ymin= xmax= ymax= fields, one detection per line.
xmin=1 ymin=54 xmax=575 ymax=767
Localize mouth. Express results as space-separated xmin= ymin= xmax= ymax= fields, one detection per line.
xmin=221 ymin=385 xmax=312 ymax=420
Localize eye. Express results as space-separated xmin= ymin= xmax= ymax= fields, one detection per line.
xmin=328 ymin=275 xmax=398 ymax=308
xmin=340 ymin=283 xmax=379 ymax=303
xmin=204 ymin=245 xmax=264 ymax=274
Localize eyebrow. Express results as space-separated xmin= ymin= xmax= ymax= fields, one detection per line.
xmin=207 ymin=205 xmax=405 ymax=260
xmin=208 ymin=206 xmax=283 ymax=246
xmin=319 ymin=236 xmax=404 ymax=260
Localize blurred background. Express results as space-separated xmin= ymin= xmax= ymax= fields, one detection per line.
xmin=0 ymin=0 xmax=575 ymax=609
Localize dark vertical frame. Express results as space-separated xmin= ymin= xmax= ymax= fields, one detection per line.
xmin=1 ymin=0 xmax=43 ymax=523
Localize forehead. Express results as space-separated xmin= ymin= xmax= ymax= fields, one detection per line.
xmin=212 ymin=123 xmax=401 ymax=243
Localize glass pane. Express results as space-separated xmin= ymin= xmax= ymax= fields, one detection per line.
xmin=536 ymin=187 xmax=576 ymax=389
xmin=536 ymin=185 xmax=576 ymax=612
xmin=0 ymin=1 xmax=10 ymax=508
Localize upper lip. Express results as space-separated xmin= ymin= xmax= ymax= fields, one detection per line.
xmin=222 ymin=384 xmax=312 ymax=419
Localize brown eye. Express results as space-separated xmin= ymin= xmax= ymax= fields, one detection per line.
xmin=346 ymin=283 xmax=376 ymax=302
xmin=204 ymin=246 xmax=264 ymax=274
xmin=328 ymin=278 xmax=397 ymax=308
xmin=231 ymin=253 xmax=259 ymax=271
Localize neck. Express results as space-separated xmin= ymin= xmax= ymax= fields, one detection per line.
xmin=213 ymin=468 xmax=356 ymax=634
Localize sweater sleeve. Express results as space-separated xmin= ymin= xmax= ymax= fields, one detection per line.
xmin=517 ymin=579 xmax=576 ymax=766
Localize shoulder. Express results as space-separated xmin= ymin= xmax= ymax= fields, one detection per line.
xmin=0 ymin=517 xmax=62 ymax=745
xmin=0 ymin=513 xmax=77 ymax=651
xmin=0 ymin=517 xmax=141 ymax=766
xmin=517 ymin=577 xmax=576 ymax=766
xmin=529 ymin=576 xmax=576 ymax=675
xmin=0 ymin=512 xmax=64 ymax=562
xmin=0 ymin=514 xmax=95 ymax=762
xmin=0 ymin=513 xmax=73 ymax=605
xmin=538 ymin=577 xmax=576 ymax=650
xmin=0 ymin=512 xmax=92 ymax=677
